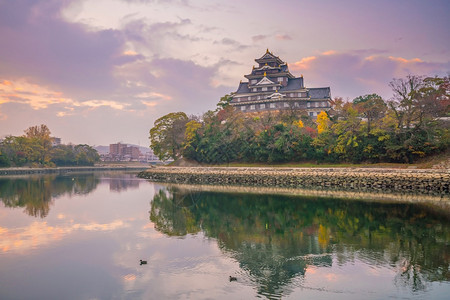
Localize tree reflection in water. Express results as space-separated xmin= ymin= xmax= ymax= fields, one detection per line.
xmin=0 ymin=173 xmax=144 ymax=218
xmin=0 ymin=175 xmax=100 ymax=218
xmin=150 ymin=186 xmax=450 ymax=298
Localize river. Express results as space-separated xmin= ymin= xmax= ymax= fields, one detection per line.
xmin=0 ymin=172 xmax=449 ymax=299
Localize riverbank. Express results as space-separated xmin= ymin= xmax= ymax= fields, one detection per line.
xmin=0 ymin=165 xmax=150 ymax=176
xmin=138 ymin=166 xmax=450 ymax=197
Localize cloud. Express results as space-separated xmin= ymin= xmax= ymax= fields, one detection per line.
xmin=291 ymin=50 xmax=450 ymax=99
xmin=75 ymin=99 xmax=130 ymax=110
xmin=0 ymin=0 xmax=135 ymax=99
xmin=121 ymin=17 xmax=202 ymax=56
xmin=252 ymin=33 xmax=293 ymax=43
xmin=0 ymin=79 xmax=74 ymax=111
xmin=252 ymin=35 xmax=267 ymax=42
xmin=0 ymin=78 xmax=133 ymax=117
xmin=275 ymin=34 xmax=292 ymax=41
xmin=292 ymin=56 xmax=317 ymax=70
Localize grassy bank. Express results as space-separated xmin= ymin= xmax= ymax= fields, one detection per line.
xmin=170 ymin=152 xmax=450 ymax=169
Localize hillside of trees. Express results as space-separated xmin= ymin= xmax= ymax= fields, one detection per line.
xmin=149 ymin=75 xmax=449 ymax=164
xmin=0 ymin=124 xmax=100 ymax=167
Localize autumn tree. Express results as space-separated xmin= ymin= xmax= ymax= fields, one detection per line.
xmin=23 ymin=124 xmax=53 ymax=165
xmin=388 ymin=75 xmax=425 ymax=130
xmin=353 ymin=94 xmax=387 ymax=133
xmin=386 ymin=75 xmax=449 ymax=162
xmin=316 ymin=111 xmax=330 ymax=134
xmin=149 ymin=112 xmax=189 ymax=161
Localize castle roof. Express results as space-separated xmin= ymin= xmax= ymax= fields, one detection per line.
xmin=235 ymin=82 xmax=251 ymax=94
xmin=280 ymin=77 xmax=303 ymax=91
xmin=308 ymin=87 xmax=331 ymax=99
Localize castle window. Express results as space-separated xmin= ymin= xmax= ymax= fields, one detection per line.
xmin=284 ymin=102 xmax=289 ymax=108
xmin=257 ymin=96 xmax=261 ymax=100
xmin=248 ymin=96 xmax=251 ymax=100
xmin=241 ymin=106 xmax=246 ymax=111
xmin=260 ymin=103 xmax=265 ymax=109
xmin=307 ymin=102 xmax=311 ymax=108
xmin=250 ymin=105 xmax=255 ymax=110
xmin=309 ymin=112 xmax=315 ymax=117
xmin=251 ymin=79 xmax=257 ymax=84
xmin=270 ymin=103 xmax=275 ymax=108
xmin=262 ymin=87 xmax=267 ymax=91
xmin=278 ymin=77 xmax=283 ymax=82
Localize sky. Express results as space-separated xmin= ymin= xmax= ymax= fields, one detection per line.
xmin=0 ymin=0 xmax=449 ymax=146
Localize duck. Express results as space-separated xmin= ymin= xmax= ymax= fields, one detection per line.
xmin=229 ymin=276 xmax=237 ymax=282
xmin=140 ymin=259 xmax=147 ymax=265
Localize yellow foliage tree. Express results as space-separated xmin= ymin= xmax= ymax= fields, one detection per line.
xmin=293 ymin=120 xmax=304 ymax=128
xmin=316 ymin=111 xmax=329 ymax=134
xmin=184 ymin=120 xmax=202 ymax=149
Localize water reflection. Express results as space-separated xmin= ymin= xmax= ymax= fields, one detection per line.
xmin=1 ymin=174 xmax=449 ymax=299
xmin=0 ymin=173 xmax=141 ymax=218
xmin=150 ymin=186 xmax=450 ymax=298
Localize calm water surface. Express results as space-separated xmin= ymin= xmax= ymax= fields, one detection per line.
xmin=0 ymin=172 xmax=449 ymax=299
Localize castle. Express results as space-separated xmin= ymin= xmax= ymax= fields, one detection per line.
xmin=229 ymin=50 xmax=331 ymax=117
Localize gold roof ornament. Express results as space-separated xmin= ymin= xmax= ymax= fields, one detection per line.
xmin=301 ymin=74 xmax=303 ymax=77
xmin=266 ymin=48 xmax=269 ymax=53
xmin=264 ymin=71 xmax=267 ymax=76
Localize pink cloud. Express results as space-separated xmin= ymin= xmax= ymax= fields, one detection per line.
xmin=275 ymin=34 xmax=292 ymax=41
xmin=252 ymin=35 xmax=267 ymax=42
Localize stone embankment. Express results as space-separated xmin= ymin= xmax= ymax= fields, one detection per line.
xmin=0 ymin=166 xmax=150 ymax=176
xmin=138 ymin=167 xmax=450 ymax=196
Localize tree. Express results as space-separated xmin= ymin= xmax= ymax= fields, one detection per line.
xmin=388 ymin=75 xmax=425 ymax=130
xmin=23 ymin=124 xmax=53 ymax=165
xmin=353 ymin=94 xmax=387 ymax=133
xmin=331 ymin=103 xmax=364 ymax=162
xmin=386 ymin=75 xmax=449 ymax=162
xmin=316 ymin=111 xmax=330 ymax=134
xmin=182 ymin=120 xmax=203 ymax=160
xmin=73 ymin=144 xmax=100 ymax=166
xmin=216 ymin=94 xmax=233 ymax=110
xmin=149 ymin=112 xmax=189 ymax=161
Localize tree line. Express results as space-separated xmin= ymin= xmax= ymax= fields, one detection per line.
xmin=0 ymin=124 xmax=100 ymax=167
xmin=149 ymin=75 xmax=449 ymax=164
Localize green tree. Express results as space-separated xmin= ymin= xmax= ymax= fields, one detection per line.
xmin=149 ymin=112 xmax=189 ymax=161
xmin=331 ymin=103 xmax=364 ymax=162
xmin=216 ymin=93 xmax=233 ymax=110
xmin=23 ymin=124 xmax=53 ymax=166
xmin=353 ymin=94 xmax=387 ymax=133
xmin=73 ymin=144 xmax=100 ymax=166
xmin=50 ymin=145 xmax=76 ymax=166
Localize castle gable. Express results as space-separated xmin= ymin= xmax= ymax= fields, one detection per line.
xmin=255 ymin=76 xmax=276 ymax=85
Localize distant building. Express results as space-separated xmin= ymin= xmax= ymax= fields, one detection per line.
xmin=51 ymin=137 xmax=61 ymax=147
xmin=108 ymin=143 xmax=141 ymax=161
xmin=230 ymin=49 xmax=332 ymax=117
